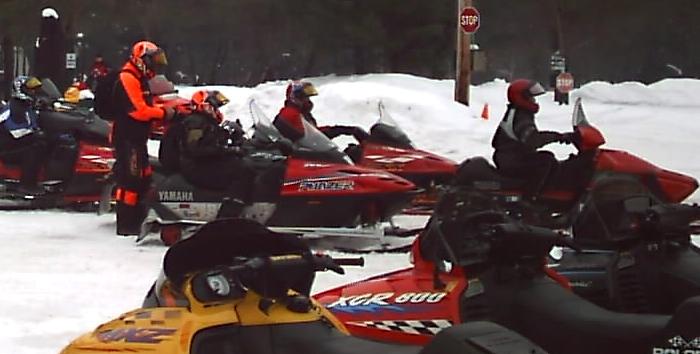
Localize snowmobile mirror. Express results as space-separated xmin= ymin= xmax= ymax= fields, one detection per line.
xmin=39 ymin=78 xmax=62 ymax=100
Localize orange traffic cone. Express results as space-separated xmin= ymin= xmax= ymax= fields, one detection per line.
xmin=480 ymin=103 xmax=490 ymax=120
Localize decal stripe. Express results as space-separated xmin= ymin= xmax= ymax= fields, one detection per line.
xmin=347 ymin=319 xmax=452 ymax=336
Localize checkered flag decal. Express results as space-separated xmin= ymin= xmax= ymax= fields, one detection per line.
xmin=347 ymin=319 xmax=452 ymax=335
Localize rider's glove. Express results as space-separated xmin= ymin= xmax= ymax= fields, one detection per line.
xmin=558 ymin=132 xmax=576 ymax=145
xmin=162 ymin=106 xmax=176 ymax=121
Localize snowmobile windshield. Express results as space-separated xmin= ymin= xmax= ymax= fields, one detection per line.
xmin=249 ymin=100 xmax=352 ymax=164
xmin=368 ymin=103 xmax=414 ymax=149
xmin=250 ymin=100 xmax=287 ymax=146
xmin=297 ymin=118 xmax=341 ymax=153
xmin=572 ymin=97 xmax=590 ymax=128
xmin=39 ymin=78 xmax=62 ymax=100
xmin=297 ymin=119 xmax=353 ymax=164
xmin=149 ymin=75 xmax=178 ymax=96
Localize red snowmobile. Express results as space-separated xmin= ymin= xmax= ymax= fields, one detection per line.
xmin=452 ymin=98 xmax=697 ymax=235
xmin=347 ymin=103 xmax=457 ymax=214
xmin=314 ymin=198 xmax=700 ymax=354
xmin=0 ymin=79 xmax=113 ymax=209
xmin=139 ymin=102 xmax=421 ymax=251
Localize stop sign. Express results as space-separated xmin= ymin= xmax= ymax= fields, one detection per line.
xmin=460 ymin=7 xmax=480 ymax=33
xmin=556 ymin=72 xmax=575 ymax=93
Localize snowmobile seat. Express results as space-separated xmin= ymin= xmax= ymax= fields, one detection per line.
xmin=149 ymin=156 xmax=173 ymax=176
xmin=480 ymin=269 xmax=682 ymax=354
xmin=454 ymin=157 xmax=527 ymax=190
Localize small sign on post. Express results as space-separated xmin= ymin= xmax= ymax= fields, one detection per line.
xmin=65 ymin=53 xmax=76 ymax=69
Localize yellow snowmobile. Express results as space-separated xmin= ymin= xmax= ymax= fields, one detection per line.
xmin=60 ymin=218 xmax=546 ymax=354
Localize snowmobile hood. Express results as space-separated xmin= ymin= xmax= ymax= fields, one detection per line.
xmin=60 ymin=307 xmax=192 ymax=354
xmin=596 ymin=149 xmax=698 ymax=202
xmin=282 ymin=158 xmax=418 ymax=196
xmin=361 ymin=142 xmax=458 ymax=175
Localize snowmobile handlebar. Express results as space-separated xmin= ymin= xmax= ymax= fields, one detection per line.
xmin=483 ymin=222 xmax=579 ymax=261
xmin=225 ymin=254 xmax=363 ymax=276
xmin=332 ymin=257 xmax=365 ymax=267
xmin=640 ymin=203 xmax=700 ymax=239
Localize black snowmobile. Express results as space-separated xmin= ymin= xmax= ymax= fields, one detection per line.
xmin=552 ymin=191 xmax=700 ymax=314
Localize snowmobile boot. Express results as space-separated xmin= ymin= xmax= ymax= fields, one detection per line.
xmin=116 ymin=202 xmax=148 ymax=236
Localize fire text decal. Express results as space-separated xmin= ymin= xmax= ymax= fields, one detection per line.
xmin=97 ymin=328 xmax=177 ymax=344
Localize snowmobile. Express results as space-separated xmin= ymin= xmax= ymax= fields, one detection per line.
xmin=0 ymin=78 xmax=113 ymax=209
xmin=60 ymin=218 xmax=546 ymax=354
xmin=452 ymin=98 xmax=698 ymax=233
xmin=346 ymin=103 xmax=457 ymax=214
xmin=551 ymin=193 xmax=700 ymax=314
xmin=313 ymin=194 xmax=700 ymax=354
xmin=139 ymin=102 xmax=422 ymax=251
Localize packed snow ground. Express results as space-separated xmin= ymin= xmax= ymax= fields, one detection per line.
xmin=2 ymin=74 xmax=700 ymax=354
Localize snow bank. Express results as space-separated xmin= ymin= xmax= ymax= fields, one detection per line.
xmin=574 ymin=79 xmax=700 ymax=107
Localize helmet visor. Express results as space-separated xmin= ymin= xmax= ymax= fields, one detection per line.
xmin=212 ymin=91 xmax=230 ymax=107
xmin=151 ymin=50 xmax=168 ymax=66
xmin=302 ymin=83 xmax=318 ymax=97
xmin=529 ymin=82 xmax=546 ymax=97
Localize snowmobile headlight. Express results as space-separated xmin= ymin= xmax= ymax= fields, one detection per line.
xmin=206 ymin=274 xmax=231 ymax=296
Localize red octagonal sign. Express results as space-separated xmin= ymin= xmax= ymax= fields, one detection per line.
xmin=460 ymin=7 xmax=480 ymax=33
xmin=556 ymin=72 xmax=575 ymax=94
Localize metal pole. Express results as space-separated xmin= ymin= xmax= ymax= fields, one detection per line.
xmin=455 ymin=0 xmax=472 ymax=106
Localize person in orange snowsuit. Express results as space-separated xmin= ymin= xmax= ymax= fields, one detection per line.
xmin=111 ymin=40 xmax=175 ymax=235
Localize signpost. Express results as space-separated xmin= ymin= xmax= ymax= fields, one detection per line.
xmin=455 ymin=1 xmax=480 ymax=106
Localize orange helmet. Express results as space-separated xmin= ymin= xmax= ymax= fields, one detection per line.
xmin=191 ymin=90 xmax=229 ymax=122
xmin=192 ymin=90 xmax=229 ymax=109
xmin=130 ymin=40 xmax=167 ymax=75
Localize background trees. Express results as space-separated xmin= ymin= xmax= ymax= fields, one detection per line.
xmin=0 ymin=0 xmax=697 ymax=89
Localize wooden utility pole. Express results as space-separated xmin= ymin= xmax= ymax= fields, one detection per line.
xmin=455 ymin=0 xmax=478 ymax=106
